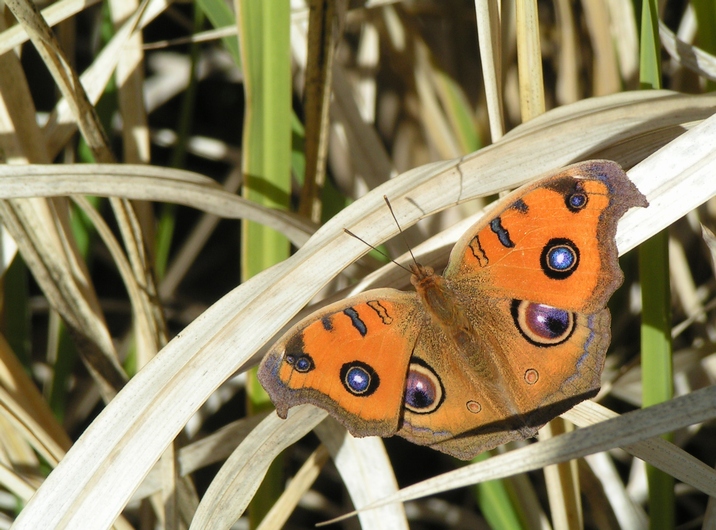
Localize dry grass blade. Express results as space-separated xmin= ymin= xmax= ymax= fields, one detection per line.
xmin=553 ymin=0 xmax=579 ymax=104
xmin=6 ymin=0 xmax=165 ymax=370
xmin=42 ymin=0 xmax=170 ymax=158
xmin=131 ymin=413 xmax=269 ymax=502
xmin=315 ymin=418 xmax=408 ymax=528
xmin=563 ymin=401 xmax=715 ymax=493
xmin=5 ymin=0 xmax=114 ymax=163
xmin=0 ymin=0 xmax=101 ymax=56
xmin=256 ymin=444 xmax=330 ymax=530
xmin=0 ymin=164 xmax=317 ymax=247
xmin=515 ymin=0 xmax=545 ymax=119
xmin=0 ymin=462 xmax=37 ymax=503
xmin=109 ymin=0 xmax=151 ymax=166
xmin=323 ymin=385 xmax=716 ymax=524
xmin=660 ymin=20 xmax=716 ymax=82
xmin=188 ymin=406 xmax=326 ymax=530
xmin=0 ymin=8 xmax=126 ymax=402
xmin=0 ymin=335 xmax=69 ymax=464
xmin=581 ymin=0 xmax=621 ymax=96
xmin=474 ymin=0 xmax=505 ymax=141
xmin=71 ymin=196 xmax=158 ymax=354
xmin=619 ymin=109 xmax=716 ymax=253
xmin=0 ymin=199 xmax=127 ymax=401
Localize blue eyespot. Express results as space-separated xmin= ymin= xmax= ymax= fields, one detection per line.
xmin=548 ymin=246 xmax=575 ymax=270
xmin=286 ymin=353 xmax=315 ymax=373
xmin=568 ymin=192 xmax=588 ymax=210
xmin=295 ymin=357 xmax=313 ymax=372
xmin=540 ymin=238 xmax=579 ymax=279
xmin=340 ymin=362 xmax=379 ymax=396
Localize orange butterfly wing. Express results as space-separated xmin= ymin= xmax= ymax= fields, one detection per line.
xmin=445 ymin=160 xmax=647 ymax=312
xmin=258 ymin=290 xmax=421 ymax=437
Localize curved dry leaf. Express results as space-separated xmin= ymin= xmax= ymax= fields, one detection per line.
xmin=325 ymin=385 xmax=716 ymax=523
xmin=563 ymin=401 xmax=715 ymax=492
xmin=0 ymin=462 xmax=37 ymax=502
xmin=71 ymin=196 xmax=159 ymax=364
xmin=255 ymin=444 xmax=330 ymax=530
xmin=315 ymin=418 xmax=408 ymax=529
xmin=474 ymin=0 xmax=505 ymax=141
xmin=0 ymin=0 xmax=102 ymax=56
xmin=0 ymin=164 xmax=317 ymax=247
xmin=43 ymin=0 xmax=171 ymax=158
xmin=660 ymin=20 xmax=716 ymax=82
xmin=188 ymin=406 xmax=325 ymax=530
xmin=131 ymin=413 xmax=269 ymax=502
xmin=583 ymin=452 xmax=648 ymax=529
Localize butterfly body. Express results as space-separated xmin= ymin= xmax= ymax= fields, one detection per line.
xmin=259 ymin=161 xmax=648 ymax=459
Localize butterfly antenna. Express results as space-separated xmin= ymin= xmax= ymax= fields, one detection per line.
xmin=343 ymin=228 xmax=413 ymax=275
xmin=383 ymin=195 xmax=420 ymax=267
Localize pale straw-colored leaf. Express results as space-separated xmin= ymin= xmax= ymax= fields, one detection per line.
xmin=323 ymin=385 xmax=716 ymax=524
xmin=0 ymin=462 xmax=37 ymax=503
xmin=109 ymin=0 xmax=151 ymax=165
xmin=0 ymin=334 xmax=70 ymax=460
xmin=0 ymin=164 xmax=316 ymax=247
xmin=413 ymin=39 xmax=462 ymax=159
xmin=256 ymin=444 xmax=330 ymax=530
xmin=0 ymin=0 xmax=101 ymax=56
xmin=5 ymin=0 xmax=114 ymax=164
xmin=188 ymin=406 xmax=326 ymax=530
xmin=606 ymin=0 xmax=639 ymax=84
xmin=315 ymin=418 xmax=408 ymax=529
xmin=131 ymin=413 xmax=269 ymax=502
xmin=669 ymin=236 xmax=705 ymax=324
xmin=43 ymin=0 xmax=171 ymax=159
xmin=583 ymin=451 xmax=648 ymax=530
xmin=660 ymin=19 xmax=716 ymax=82
xmin=553 ymin=0 xmax=579 ymax=105
xmin=581 ymin=0 xmax=621 ymax=95
xmin=291 ymin=13 xmax=395 ymax=193
xmin=474 ymin=0 xmax=505 ymax=141
xmin=7 ymin=0 xmax=166 ymax=376
xmin=562 ymin=400 xmax=714 ymax=492
xmin=540 ymin=420 xmax=582 ymax=529
xmin=0 ymin=13 xmax=126 ymax=402
xmin=159 ymin=166 xmax=243 ymax=299
xmin=71 ymin=196 xmax=158 ymax=356
xmin=515 ymin=0 xmax=545 ymax=120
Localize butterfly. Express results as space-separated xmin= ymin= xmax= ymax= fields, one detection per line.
xmin=258 ymin=160 xmax=648 ymax=459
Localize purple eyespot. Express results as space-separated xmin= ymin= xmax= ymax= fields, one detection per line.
xmin=512 ymin=300 xmax=575 ymax=346
xmin=404 ymin=361 xmax=443 ymax=414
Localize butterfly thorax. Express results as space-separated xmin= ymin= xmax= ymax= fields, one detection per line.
xmin=410 ymin=263 xmax=473 ymax=341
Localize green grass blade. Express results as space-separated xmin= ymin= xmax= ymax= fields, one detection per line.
xmin=692 ymin=0 xmax=716 ymax=91
xmin=638 ymin=1 xmax=674 ymax=527
xmin=196 ymin=0 xmax=241 ymax=66
xmin=473 ymin=453 xmax=524 ymax=530
xmin=237 ymin=0 xmax=292 ymax=526
xmin=154 ymin=5 xmax=204 ymax=280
